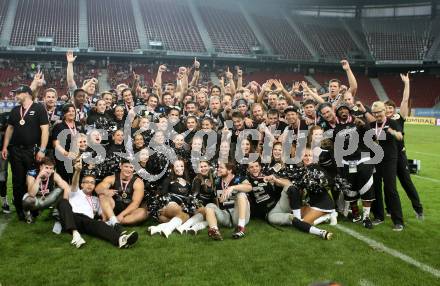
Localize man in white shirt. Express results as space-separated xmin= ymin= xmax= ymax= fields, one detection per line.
xmin=57 ymin=159 xmax=138 ymax=248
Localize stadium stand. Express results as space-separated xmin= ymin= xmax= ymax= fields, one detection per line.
xmin=10 ymin=0 xmax=78 ymax=47
xmin=362 ymin=17 xmax=433 ymax=62
xmin=0 ymin=0 xmax=9 ymax=35
xmin=139 ymin=0 xmax=206 ymax=53
xmin=87 ymin=0 xmax=139 ymax=52
xmin=379 ymin=74 xmax=440 ymax=108
xmin=252 ymin=15 xmax=313 ymax=61
xmin=198 ymin=4 xmax=260 ymax=54
xmin=294 ymin=16 xmax=362 ymax=60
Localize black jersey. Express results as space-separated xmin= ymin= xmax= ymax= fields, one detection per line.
xmin=192 ymin=175 xmax=216 ymax=206
xmin=333 ymin=121 xmax=371 ymax=161
xmin=247 ymin=174 xmax=279 ymax=217
xmin=27 ymin=169 xmax=55 ymax=197
xmin=370 ymin=118 xmax=402 ymax=162
xmin=112 ymin=172 xmax=138 ymax=204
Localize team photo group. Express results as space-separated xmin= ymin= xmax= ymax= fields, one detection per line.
xmin=0 ymin=51 xmax=424 ymax=249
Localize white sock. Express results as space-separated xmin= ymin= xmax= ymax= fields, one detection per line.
xmin=292 ymin=209 xmax=301 ymax=220
xmin=72 ymin=230 xmax=80 ymax=238
xmin=309 ymin=226 xmax=323 ymax=236
xmin=313 ymin=214 xmax=331 ymax=226
xmin=211 ymin=225 xmax=218 ymax=230
xmin=164 ymin=217 xmax=183 ymax=232
xmin=238 ymin=218 xmax=246 ymax=228
xmin=52 ymin=221 xmax=62 ymax=235
xmin=108 ymin=215 xmax=119 ymax=226
xmin=191 ymin=221 xmax=208 ymax=232
xmin=180 ymin=213 xmax=204 ymax=229
xmin=363 ymin=207 xmax=371 ymax=220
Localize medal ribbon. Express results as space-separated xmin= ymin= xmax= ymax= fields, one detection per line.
xmin=20 ymin=103 xmax=33 ymax=123
xmin=39 ymin=178 xmax=50 ymax=197
xmin=375 ymin=118 xmax=387 ymax=140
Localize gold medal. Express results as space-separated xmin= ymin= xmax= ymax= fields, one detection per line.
xmin=122 ymin=192 xmax=127 ymax=199
xmin=19 ymin=119 xmax=25 ymax=125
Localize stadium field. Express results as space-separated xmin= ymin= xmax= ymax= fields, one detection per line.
xmin=0 ymin=124 xmax=439 ymax=286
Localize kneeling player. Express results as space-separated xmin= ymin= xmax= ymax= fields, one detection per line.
xmin=96 ymin=159 xmax=148 ymax=226
xmin=289 ymin=148 xmax=334 ymax=239
xmin=205 ymin=162 xmax=252 ymax=240
xmin=23 ymin=157 xmax=70 ymax=223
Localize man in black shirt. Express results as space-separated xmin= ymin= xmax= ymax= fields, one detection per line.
xmin=384 ymin=73 xmax=423 ymax=219
xmin=333 ymin=103 xmax=374 ymax=228
xmin=2 ymin=85 xmax=49 ymax=220
xmin=369 ymin=101 xmax=404 ymax=231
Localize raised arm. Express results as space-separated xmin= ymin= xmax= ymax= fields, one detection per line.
xmin=301 ymin=81 xmax=324 ymax=104
xmin=237 ymin=67 xmax=243 ymax=90
xmin=189 ymin=58 xmax=200 ymax=88
xmin=274 ymin=80 xmax=295 ymax=105
xmin=341 ymin=60 xmax=357 ymax=97
xmin=225 ymin=67 xmax=236 ymax=95
xmin=66 ymin=51 xmax=77 ymax=90
xmin=399 ymin=73 xmax=410 ymax=119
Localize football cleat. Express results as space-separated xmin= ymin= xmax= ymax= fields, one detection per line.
xmin=208 ymin=227 xmax=223 ymax=241
xmin=232 ymin=226 xmax=246 ymax=239
xmin=362 ymin=218 xmax=373 ymax=229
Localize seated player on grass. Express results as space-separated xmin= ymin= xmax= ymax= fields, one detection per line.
xmin=57 ymin=158 xmax=138 ymax=249
xmin=205 ymin=162 xmax=252 ymax=240
xmin=23 ymin=157 xmax=70 ymax=223
xmin=96 ymin=159 xmax=148 ymax=227
xmin=147 ymin=159 xmax=194 ymax=238
xmin=175 ymin=160 xmax=216 ymax=235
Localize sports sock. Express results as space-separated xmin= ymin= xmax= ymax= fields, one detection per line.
xmin=108 ymin=215 xmax=119 ymax=226
xmin=238 ymin=218 xmax=246 ymax=228
xmin=362 ymin=207 xmax=371 ymax=220
xmin=309 ymin=226 xmax=324 ymax=236
xmin=1 ymin=196 xmax=7 ymax=205
xmin=181 ymin=213 xmax=203 ymax=229
xmin=292 ymin=209 xmax=301 ymax=220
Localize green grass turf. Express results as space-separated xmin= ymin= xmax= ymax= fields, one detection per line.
xmin=0 ymin=124 xmax=439 ymax=286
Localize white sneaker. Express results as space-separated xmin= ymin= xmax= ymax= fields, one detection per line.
xmin=119 ymin=231 xmax=138 ymax=248
xmin=330 ymin=211 xmax=338 ymax=226
xmin=71 ymin=233 xmax=86 ymax=248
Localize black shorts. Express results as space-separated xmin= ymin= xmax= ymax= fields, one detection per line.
xmin=341 ymin=161 xmax=375 ymax=202
xmin=114 ymin=200 xmax=129 ymax=215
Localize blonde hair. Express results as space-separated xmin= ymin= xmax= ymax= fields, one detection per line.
xmin=371 ymin=101 xmax=385 ymax=112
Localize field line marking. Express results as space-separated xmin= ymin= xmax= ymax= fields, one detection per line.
xmin=413 ymin=175 xmax=440 ymax=183
xmin=411 ymin=151 xmax=440 ymax=158
xmin=334 ymin=224 xmax=440 ymax=278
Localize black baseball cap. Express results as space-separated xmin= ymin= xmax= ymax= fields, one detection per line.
xmin=12 ymin=85 xmax=32 ymax=95
xmin=284 ymin=105 xmax=300 ymax=114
